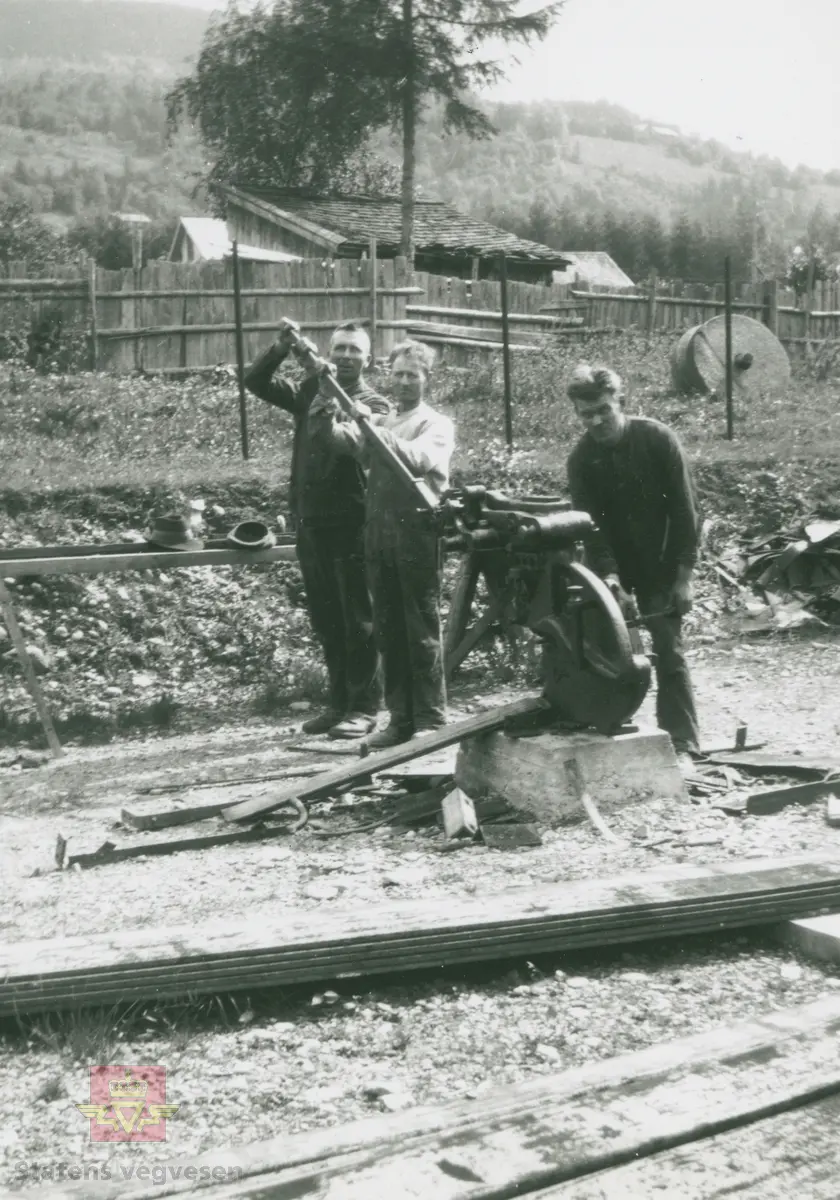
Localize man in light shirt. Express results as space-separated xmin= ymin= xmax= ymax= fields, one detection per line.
xmin=313 ymin=340 xmax=454 ymax=748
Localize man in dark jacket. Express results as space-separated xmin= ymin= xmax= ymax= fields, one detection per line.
xmin=244 ymin=319 xmax=390 ymax=739
xmin=565 ymin=364 xmax=701 ymax=766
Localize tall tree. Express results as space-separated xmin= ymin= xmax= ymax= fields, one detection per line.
xmin=167 ymin=0 xmax=562 ymax=262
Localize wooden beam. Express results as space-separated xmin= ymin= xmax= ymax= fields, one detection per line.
xmin=4 ymin=856 xmax=840 ymax=1016
xmin=0 ymin=544 xmax=298 ymax=579
xmin=67 ymin=811 xmax=305 ymax=870
xmin=407 ymin=304 xmax=565 ymax=326
xmin=747 ymin=780 xmax=840 ymax=815
xmin=0 ymin=537 xmax=296 ymax=561
xmin=704 ymin=752 xmax=836 ymax=780
xmin=223 ymin=697 xmax=543 ymax=823
xmin=46 ymin=995 xmax=840 ymax=1200
xmin=97 ymin=320 xmax=373 ymax=340
xmin=526 ymin=1093 xmax=840 ymax=1198
xmin=445 ymin=603 xmax=503 ymax=676
xmin=443 ymin=555 xmax=481 ymax=659
xmin=90 ymin=287 xmax=425 ymax=300
xmin=0 ymin=579 xmax=63 ymax=758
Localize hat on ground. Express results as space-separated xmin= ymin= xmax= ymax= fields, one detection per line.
xmin=144 ymin=513 xmax=204 ymax=552
xmin=226 ymin=520 xmax=277 ymax=550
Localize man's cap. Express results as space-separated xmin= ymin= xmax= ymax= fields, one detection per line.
xmin=144 ymin=514 xmax=204 ymax=552
xmin=226 ymin=520 xmax=277 ymax=550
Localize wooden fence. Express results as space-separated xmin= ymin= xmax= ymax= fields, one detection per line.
xmin=0 ymin=257 xmax=421 ymax=374
xmin=1 ymin=258 xmax=839 ymax=372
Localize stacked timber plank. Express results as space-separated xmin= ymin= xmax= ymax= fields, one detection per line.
xmin=48 ymin=995 xmax=840 ymax=1199
xmin=3 ymin=856 xmax=840 ymax=1016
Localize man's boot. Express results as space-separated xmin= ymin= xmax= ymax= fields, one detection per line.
xmin=365 ymin=722 xmax=413 ymax=750
xmin=329 ymin=713 xmax=376 ymax=740
xmin=301 ymin=709 xmax=342 ymax=735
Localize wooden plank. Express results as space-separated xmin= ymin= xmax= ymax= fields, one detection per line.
xmin=407 ymin=305 xmax=562 ymax=326
xmin=4 ymin=856 xmax=840 ymax=1016
xmin=122 ymin=771 xmax=329 ymax=829
xmin=537 ymin=1092 xmax=840 ymax=1198
xmin=97 ymin=319 xmax=372 ymax=340
xmin=91 ymin=287 xmax=424 ymax=300
xmin=0 ymin=579 xmax=63 ymax=758
xmin=443 ymin=555 xmax=481 ymax=658
xmin=66 ymin=815 xmax=305 ymax=870
xmin=222 ymin=697 xmax=544 ymax=822
xmin=46 ymin=995 xmax=840 ymax=1200
xmin=121 ymin=801 xmax=234 ymax=829
xmin=747 ymin=780 xmax=840 ymax=815
xmin=705 ymin=752 xmax=836 ymax=779
xmin=0 ymin=544 xmax=298 ymax=579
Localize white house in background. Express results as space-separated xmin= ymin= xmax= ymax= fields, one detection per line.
xmin=553 ymin=251 xmax=636 ymax=291
xmin=168 ymin=217 xmax=304 ymax=264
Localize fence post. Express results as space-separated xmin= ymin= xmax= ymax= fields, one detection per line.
xmin=724 ymin=256 xmax=734 ymax=441
xmin=499 ymin=253 xmax=513 ymax=447
xmin=369 ymin=237 xmax=378 ymax=359
xmin=763 ymin=278 xmax=779 ymax=335
xmin=646 ymin=269 xmax=658 ymax=332
xmin=88 ymin=257 xmax=99 ymax=371
xmin=231 ymin=241 xmax=250 ymax=461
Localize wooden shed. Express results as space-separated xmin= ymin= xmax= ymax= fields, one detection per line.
xmin=169 ymin=217 xmax=303 ymax=265
xmin=220 ymin=186 xmax=569 ymax=285
xmin=553 ymin=251 xmax=636 ymax=291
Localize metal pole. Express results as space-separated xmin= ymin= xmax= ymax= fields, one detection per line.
xmin=231 ymin=240 xmax=250 ymax=460
xmin=499 ymin=253 xmax=513 ymax=447
xmin=724 ymin=256 xmax=734 ymax=441
xmin=88 ymin=256 xmax=99 ymax=371
xmin=369 ymin=236 xmax=378 ymax=359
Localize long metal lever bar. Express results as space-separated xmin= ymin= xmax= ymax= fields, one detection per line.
xmin=286 ymin=326 xmax=439 ymax=512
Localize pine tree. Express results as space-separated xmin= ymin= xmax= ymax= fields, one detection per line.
xmin=167 ymin=0 xmax=562 ymax=262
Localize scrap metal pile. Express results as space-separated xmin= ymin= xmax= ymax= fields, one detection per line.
xmin=715 ymin=512 xmax=840 ymax=633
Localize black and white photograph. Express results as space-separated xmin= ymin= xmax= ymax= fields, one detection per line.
xmin=1 ymin=0 xmax=840 ymax=1194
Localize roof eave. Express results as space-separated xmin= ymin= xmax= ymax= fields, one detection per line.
xmin=222 ymin=185 xmax=347 ymax=252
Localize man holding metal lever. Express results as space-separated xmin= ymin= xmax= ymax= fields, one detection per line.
xmin=312 ymin=340 xmax=455 ymax=749
xmin=244 ymin=319 xmax=390 ymax=740
xmin=565 ymin=364 xmax=701 ymax=767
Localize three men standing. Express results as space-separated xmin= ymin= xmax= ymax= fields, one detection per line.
xmin=244 ymin=321 xmax=389 ymax=739
xmin=566 ymin=364 xmax=701 ymax=766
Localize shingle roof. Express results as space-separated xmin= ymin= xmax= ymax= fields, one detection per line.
xmin=228 ymin=188 xmax=569 ymax=265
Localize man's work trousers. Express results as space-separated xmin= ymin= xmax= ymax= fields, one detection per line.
xmin=296 ymin=523 xmax=381 ymax=716
xmin=637 ymin=588 xmax=701 ymax=755
xmin=366 ymin=527 xmax=446 ymax=731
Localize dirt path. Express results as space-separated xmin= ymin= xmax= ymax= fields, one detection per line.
xmin=2 ymin=631 xmax=840 ymax=1190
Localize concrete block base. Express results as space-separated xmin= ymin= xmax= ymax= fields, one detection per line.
xmin=455 ymin=726 xmax=685 ymax=828
xmin=783 ymin=915 xmax=840 ymax=964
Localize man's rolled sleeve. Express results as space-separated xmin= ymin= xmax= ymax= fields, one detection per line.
xmin=378 ymin=417 xmax=454 ymax=478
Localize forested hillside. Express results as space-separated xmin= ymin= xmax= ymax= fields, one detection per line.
xmin=2 ymin=2 xmax=840 ymax=280
xmin=0 ymin=0 xmax=207 ymax=65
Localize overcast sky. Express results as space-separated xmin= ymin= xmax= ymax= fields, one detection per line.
xmin=492 ymin=0 xmax=840 ymax=170
xmin=137 ymin=0 xmax=840 ymax=170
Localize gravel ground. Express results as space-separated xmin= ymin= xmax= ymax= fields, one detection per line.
xmin=2 ymin=632 xmax=840 ymax=1189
